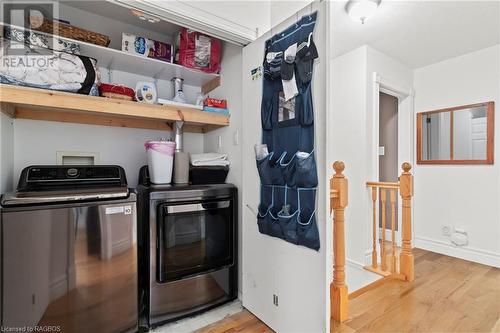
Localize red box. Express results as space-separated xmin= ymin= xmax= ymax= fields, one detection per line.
xmin=204 ymin=98 xmax=227 ymax=109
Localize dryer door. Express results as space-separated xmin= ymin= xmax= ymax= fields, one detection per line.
xmin=156 ymin=199 xmax=234 ymax=283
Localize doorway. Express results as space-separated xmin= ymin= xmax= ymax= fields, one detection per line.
xmin=372 ymin=73 xmax=414 ymax=246
xmin=378 ymin=92 xmax=399 ymax=237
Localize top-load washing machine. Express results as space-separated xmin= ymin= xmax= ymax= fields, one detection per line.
xmin=0 ymin=165 xmax=138 ymax=333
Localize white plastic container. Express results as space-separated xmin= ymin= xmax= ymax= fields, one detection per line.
xmin=135 ymin=81 xmax=158 ymax=104
xmin=145 ymin=140 xmax=176 ymax=184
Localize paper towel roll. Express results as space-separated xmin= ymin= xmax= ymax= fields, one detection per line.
xmin=173 ymin=152 xmax=190 ymax=184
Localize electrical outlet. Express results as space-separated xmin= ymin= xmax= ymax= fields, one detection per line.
xmin=442 ymin=225 xmax=452 ymax=236
xmin=273 ymin=294 xmax=279 ymax=307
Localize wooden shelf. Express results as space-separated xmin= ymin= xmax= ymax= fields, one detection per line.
xmin=0 ymin=85 xmax=229 ymax=133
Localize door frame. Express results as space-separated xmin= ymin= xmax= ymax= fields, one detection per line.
xmin=372 ymin=72 xmax=415 ymax=244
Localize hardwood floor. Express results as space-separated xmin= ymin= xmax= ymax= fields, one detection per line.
xmin=194 ymin=309 xmax=273 ymax=333
xmin=333 ymin=248 xmax=500 ymax=333
xmin=196 ymin=249 xmax=500 ymax=333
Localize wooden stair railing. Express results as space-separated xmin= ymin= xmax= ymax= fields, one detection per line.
xmin=365 ymin=162 xmax=414 ymax=282
xmin=330 ymin=161 xmax=348 ymax=323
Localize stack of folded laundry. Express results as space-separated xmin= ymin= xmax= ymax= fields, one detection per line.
xmin=189 ymin=153 xmax=230 ymax=184
xmin=190 ymin=153 xmax=230 ymax=166
xmin=203 ymin=98 xmax=230 ymax=117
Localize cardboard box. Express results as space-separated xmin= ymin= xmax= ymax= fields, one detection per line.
xmin=122 ymin=33 xmax=172 ymax=63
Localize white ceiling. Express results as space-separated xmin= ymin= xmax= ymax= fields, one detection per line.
xmin=333 ymin=0 xmax=500 ymax=69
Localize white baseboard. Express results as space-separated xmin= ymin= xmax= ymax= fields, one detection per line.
xmin=414 ymin=236 xmax=500 ymax=268
xmin=50 ymin=274 xmax=68 ymax=301
xmin=346 ymin=258 xmax=366 ymax=269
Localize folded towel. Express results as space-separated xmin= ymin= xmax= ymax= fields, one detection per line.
xmin=203 ymin=106 xmax=230 ymax=116
xmin=190 ymin=153 xmax=230 ymax=166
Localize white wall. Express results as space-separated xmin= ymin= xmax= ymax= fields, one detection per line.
xmin=133 ymin=0 xmax=271 ymax=43
xmin=170 ymin=0 xmax=317 ymax=40
xmin=413 ymin=45 xmax=500 ymax=267
xmin=184 ymin=1 xmax=271 ymax=37
xmin=330 ymin=46 xmax=369 ymax=266
xmin=270 ymin=1 xmax=314 ymax=27
xmin=241 ymin=2 xmax=328 ymax=332
xmin=0 ymin=110 xmax=15 ymax=192
xmin=330 ymin=45 xmax=413 ymax=267
xmin=329 ymin=45 xmax=414 ymax=294
xmin=203 ymin=42 xmax=244 ymax=297
xmin=12 ymin=119 xmax=203 ymax=188
xmin=178 ymin=1 xmax=317 ymax=41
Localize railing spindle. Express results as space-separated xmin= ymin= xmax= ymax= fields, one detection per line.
xmin=380 ymin=188 xmax=387 ymax=271
xmin=371 ymin=188 xmax=378 ymax=268
xmin=390 ymin=189 xmax=397 ymax=274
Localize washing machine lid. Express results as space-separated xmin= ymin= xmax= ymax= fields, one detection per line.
xmin=0 ymin=187 xmax=130 ymax=206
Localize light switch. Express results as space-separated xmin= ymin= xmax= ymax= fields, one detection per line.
xmin=378 ymin=146 xmax=385 ymax=156
xmin=233 ymin=130 xmax=239 ymax=146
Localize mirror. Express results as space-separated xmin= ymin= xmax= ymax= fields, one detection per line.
xmin=417 ymin=102 xmax=494 ymax=164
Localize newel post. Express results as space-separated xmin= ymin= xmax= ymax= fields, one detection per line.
xmin=399 ymin=162 xmax=415 ymax=282
xmin=330 ymin=161 xmax=348 ymax=322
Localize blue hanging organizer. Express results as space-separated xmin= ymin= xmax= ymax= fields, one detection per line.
xmin=256 ymin=12 xmax=320 ymax=251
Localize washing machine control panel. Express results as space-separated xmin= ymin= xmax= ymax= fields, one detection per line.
xmin=17 ymin=165 xmax=127 ymax=191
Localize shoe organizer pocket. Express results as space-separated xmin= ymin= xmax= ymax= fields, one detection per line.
xmin=261 ymin=96 xmax=276 ymax=130
xmin=281 ymin=150 xmax=318 ymax=188
xmin=256 ymin=152 xmax=285 ymax=186
xmin=298 ymin=85 xmax=314 ymax=126
xmin=297 ymin=210 xmax=320 ymax=251
xmin=263 ymin=51 xmax=283 ymax=81
xmin=267 ymin=186 xmax=286 ymax=238
xmin=296 ymin=188 xmax=319 ymax=250
xmin=277 ymin=188 xmax=317 ymax=246
xmin=257 ymin=185 xmax=273 ymax=235
xmin=277 ymin=187 xmax=297 ymax=244
xmin=278 ymin=209 xmax=299 ymax=244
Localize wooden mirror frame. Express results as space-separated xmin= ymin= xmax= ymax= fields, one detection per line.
xmin=417 ymin=102 xmax=494 ymax=165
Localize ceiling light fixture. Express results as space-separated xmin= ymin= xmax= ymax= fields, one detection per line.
xmin=346 ymin=0 xmax=381 ymax=24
